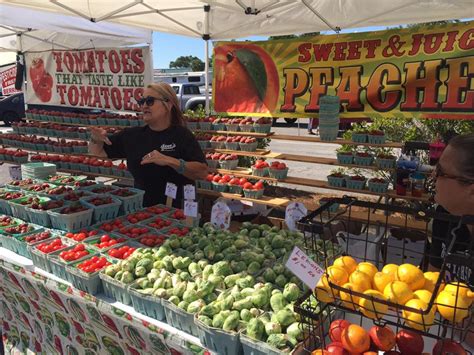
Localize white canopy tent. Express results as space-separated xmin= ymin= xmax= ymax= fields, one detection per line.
xmin=1 ymin=0 xmax=472 ymax=110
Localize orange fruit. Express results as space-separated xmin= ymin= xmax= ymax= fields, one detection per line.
xmin=341 ymin=324 xmax=370 ymax=353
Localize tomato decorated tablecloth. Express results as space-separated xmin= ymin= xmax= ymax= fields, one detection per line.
xmin=0 ymin=248 xmax=211 ymax=355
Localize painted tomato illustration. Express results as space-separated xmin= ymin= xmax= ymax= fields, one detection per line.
xmin=29 ymin=57 xmax=45 ymax=90
xmin=214 ymin=43 xmax=279 ymax=113
xmin=36 ymin=73 xmax=53 ymax=102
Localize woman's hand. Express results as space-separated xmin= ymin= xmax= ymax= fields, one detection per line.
xmin=89 ymin=127 xmax=112 ymax=145
xmin=141 ymin=150 xmax=172 ymax=166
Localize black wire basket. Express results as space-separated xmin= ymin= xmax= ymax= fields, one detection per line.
xmin=295 ymin=197 xmax=474 ymax=353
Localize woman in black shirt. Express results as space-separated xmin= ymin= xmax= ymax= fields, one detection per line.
xmin=88 ymin=83 xmax=208 ymax=207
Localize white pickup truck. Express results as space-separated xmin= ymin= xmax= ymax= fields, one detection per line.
xmin=171 ymin=83 xmax=207 ymax=112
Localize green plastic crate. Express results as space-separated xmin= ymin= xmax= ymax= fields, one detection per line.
xmin=99 ymin=272 xmax=132 ymax=305
xmin=129 ymin=282 xmax=166 ymax=321
xmin=162 ymin=299 xmax=199 ymax=337
xmin=194 ymin=314 xmax=242 ymax=355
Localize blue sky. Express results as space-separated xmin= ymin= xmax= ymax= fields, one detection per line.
xmin=151 ymin=27 xmax=387 ymax=69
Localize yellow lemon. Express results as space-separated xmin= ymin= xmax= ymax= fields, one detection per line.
xmin=356 ymin=262 xmax=378 ymax=279
xmin=382 ymin=264 xmax=399 ymax=278
xmin=349 ymin=270 xmax=372 ymax=292
xmin=403 ymin=299 xmax=435 ymax=331
xmin=340 ymin=283 xmax=361 ymax=310
xmin=315 ymin=275 xmax=336 ymax=303
xmin=436 ymin=290 xmax=470 ymax=323
xmin=373 ymin=271 xmax=395 ymax=293
xmin=384 ymin=281 xmax=414 ymax=305
xmin=396 ymin=264 xmax=425 ymax=291
xmin=359 ymin=290 xmax=389 ymax=320
xmin=444 ymin=282 xmax=474 ymax=306
xmin=413 ymin=290 xmax=436 ymax=311
xmin=333 ymin=256 xmax=358 ymax=274
xmin=423 ymin=271 xmax=444 ymax=294
xmin=326 ymin=266 xmax=349 ymax=286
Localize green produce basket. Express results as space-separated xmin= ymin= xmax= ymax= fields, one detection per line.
xmin=16 ymin=231 xmax=59 ymax=258
xmin=9 ymin=196 xmax=47 ymax=221
xmin=129 ymin=282 xmax=166 ymax=321
xmin=47 ymin=206 xmax=93 ymax=232
xmin=194 ymin=314 xmax=242 ymax=355
xmin=162 ymin=299 xmax=199 ymax=337
xmin=108 ymin=188 xmax=145 ymax=214
xmin=48 ymin=245 xmax=97 ymax=281
xmin=0 ymin=233 xmax=21 ymax=253
xmin=67 ymin=264 xmax=103 ymax=295
xmin=240 ymin=330 xmax=294 ymax=355
xmin=80 ymin=196 xmax=122 ymax=223
xmin=99 ymin=272 xmax=132 ymax=305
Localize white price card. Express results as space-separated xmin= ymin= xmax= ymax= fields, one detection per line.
xmin=285 ymin=246 xmax=325 ymax=289
xmin=184 ymin=200 xmax=198 ymax=218
xmin=285 ymin=202 xmax=307 ymax=231
xmin=165 ymin=182 xmax=177 ymax=199
xmin=211 ymin=201 xmax=231 ymax=230
xmin=183 ymin=184 xmax=196 ymax=201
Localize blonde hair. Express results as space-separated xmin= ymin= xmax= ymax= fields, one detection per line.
xmin=146 ymin=82 xmax=185 ymax=127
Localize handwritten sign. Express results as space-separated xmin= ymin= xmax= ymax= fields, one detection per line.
xmin=285 ymin=246 xmax=324 ymax=289
xmin=184 ymin=200 xmax=198 ymax=218
xmin=211 ymin=201 xmax=231 ymax=230
xmin=183 ymin=184 xmax=196 ymax=201
xmin=285 ymin=202 xmax=307 ymax=231
xmin=165 ymin=183 xmax=177 ymax=199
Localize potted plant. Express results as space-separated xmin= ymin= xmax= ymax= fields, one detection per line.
xmin=368 ymin=177 xmax=390 ymax=193
xmin=336 ymin=145 xmax=354 ymax=165
xmin=350 ymin=124 xmax=369 ymax=143
xmin=368 ymin=129 xmax=386 ymax=144
xmin=353 ymin=149 xmax=374 ymax=166
xmin=376 ymin=148 xmax=397 ymax=169
xmin=327 ymin=168 xmax=347 ymax=187
xmin=346 ymin=172 xmax=367 ymax=190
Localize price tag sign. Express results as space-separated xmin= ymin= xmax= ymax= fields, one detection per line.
xmin=183 ymin=184 xmax=196 ymax=201
xmin=211 ymin=201 xmax=231 ymax=230
xmin=285 ymin=202 xmax=307 ymax=231
xmin=165 ymin=183 xmax=177 ymax=199
xmin=285 ymin=246 xmax=324 ymax=289
xmin=184 ymin=200 xmax=198 ymax=218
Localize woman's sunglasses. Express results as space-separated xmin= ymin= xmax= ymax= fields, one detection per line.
xmin=434 ymin=163 xmax=474 ymax=185
xmin=137 ymin=96 xmax=169 ymax=107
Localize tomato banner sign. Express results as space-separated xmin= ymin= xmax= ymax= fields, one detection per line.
xmin=213 ymin=21 xmax=473 ymax=120
xmin=24 ymin=46 xmax=151 ymax=112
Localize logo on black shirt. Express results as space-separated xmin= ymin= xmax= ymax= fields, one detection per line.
xmin=160 ymin=143 xmax=176 ymax=152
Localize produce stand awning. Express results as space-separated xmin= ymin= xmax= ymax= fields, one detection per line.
xmin=1 ymin=0 xmax=472 ymax=39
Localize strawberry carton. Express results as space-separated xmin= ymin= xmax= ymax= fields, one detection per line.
xmin=81 ymin=184 xmax=118 ymax=195
xmin=225 ymin=118 xmax=242 ymax=132
xmin=6 ymin=178 xmax=36 ymax=190
xmin=9 ymin=196 xmax=51 ymax=221
xmin=0 ymin=190 xmax=24 ymax=215
xmin=242 ymin=181 xmax=265 ymax=199
xmin=0 ymin=215 xmax=20 ymax=229
xmin=211 ymin=117 xmax=226 ymax=131
xmin=224 ymin=135 xmax=241 ymax=150
xmin=26 ymin=199 xmax=66 ymax=227
xmin=218 ymin=153 xmax=239 ymax=170
xmin=63 ymin=190 xmax=94 ymax=202
xmin=199 ymin=116 xmax=213 ymax=130
xmin=269 ymin=161 xmax=289 ymax=179
xmin=251 ymin=160 xmax=270 ymax=177
xmin=0 ymin=222 xmax=42 ymax=254
xmin=16 ymin=230 xmax=57 ymax=258
xmin=196 ymin=133 xmax=212 ymax=149
xmin=205 ymin=153 xmax=220 ymax=169
xmin=137 ymin=233 xmax=167 ymax=247
xmin=210 ymin=135 xmax=227 ymax=149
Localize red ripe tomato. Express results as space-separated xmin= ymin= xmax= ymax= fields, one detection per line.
xmin=243 ymin=182 xmax=253 ymax=190
xmin=108 ymin=239 xmax=117 ymax=247
xmin=101 ymin=235 xmax=111 ymax=243
xmin=108 ymin=249 xmax=120 ymax=258
xmin=73 ymin=244 xmax=85 ymax=252
xmin=239 ymin=178 xmax=248 ymax=185
xmin=254 ymin=181 xmax=264 ymax=190
xmin=212 ymin=175 xmax=221 ymax=183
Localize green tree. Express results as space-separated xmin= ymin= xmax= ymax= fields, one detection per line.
xmin=169 ymin=55 xmax=205 ymax=71
xmin=268 ymin=32 xmax=320 ymax=40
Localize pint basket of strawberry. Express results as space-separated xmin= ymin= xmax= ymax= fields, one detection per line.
xmin=268 ymin=161 xmax=289 ymax=179
xmin=109 ymin=188 xmax=145 ymax=214
xmin=46 ymin=185 xmax=75 ymax=200
xmin=6 ymin=178 xmax=36 ymax=191
xmin=0 ymin=221 xmax=40 ymax=254
xmin=9 ymin=196 xmax=51 ymax=221
xmin=368 ymin=129 xmax=386 ymax=144
xmin=30 ymin=237 xmax=71 ymax=272
xmin=63 ymin=190 xmax=94 ymax=203
xmin=225 ymin=118 xmax=241 ymax=132
xmin=224 ymin=136 xmax=240 ymax=151
xmin=242 ymin=181 xmax=265 ymax=199
xmin=81 ymin=184 xmax=118 ymax=195
xmin=196 ymin=133 xmax=212 ymax=149
xmin=238 ymin=137 xmax=258 ymax=152
xmin=367 ymin=177 xmax=390 ymax=193
xmin=68 ymin=256 xmax=114 ymax=295
xmin=211 ymin=117 xmax=226 ymax=131
xmin=253 ymin=117 xmax=272 ymax=133
xmin=346 ymin=174 xmax=367 ymax=190
xmin=25 ymin=199 xmax=65 ymax=227
xmin=0 ymin=215 xmax=21 ymax=230
xmin=219 ymin=154 xmax=239 ymax=170
xmin=251 ymin=160 xmax=269 ymax=177
xmin=239 ymin=118 xmax=254 ymax=132
xmin=47 ymin=203 xmax=94 ymax=232
xmin=49 ymin=243 xmax=97 ymax=281
xmin=205 ymin=153 xmax=220 ymax=169
xmin=210 ymin=135 xmax=226 ymax=149
xmin=80 ymin=195 xmax=122 ymax=223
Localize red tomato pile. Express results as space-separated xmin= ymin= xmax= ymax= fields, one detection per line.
xmin=169 ymin=209 xmax=185 ymax=220
xmin=59 ymin=244 xmax=90 ymax=262
xmin=99 ymin=218 xmax=127 ymax=232
xmin=126 ymin=211 xmax=152 ymax=224
xmin=147 ymin=217 xmax=173 ymax=230
xmin=36 ymin=238 xmax=65 ymax=254
xmin=166 ymin=226 xmax=189 ymax=237
xmin=146 ymin=206 xmax=170 ymax=215
xmin=92 ymin=234 xmax=127 ymax=249
xmin=64 ymin=230 xmax=99 ymax=242
xmin=107 ymin=245 xmax=136 ymax=259
xmin=117 ymin=225 xmax=150 ymax=239
xmin=139 ymin=233 xmax=167 ymax=247
xmin=76 ymin=256 xmax=111 ymax=273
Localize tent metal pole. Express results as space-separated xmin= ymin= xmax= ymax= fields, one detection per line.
xmin=95 ymin=1 xmax=142 ymax=22
xmin=50 ymin=0 xmax=91 ymax=21
xmin=149 ymin=31 xmax=154 ymax=85
xmin=203 ymin=4 xmax=211 ymax=115
xmin=301 ymin=0 xmax=340 ymax=33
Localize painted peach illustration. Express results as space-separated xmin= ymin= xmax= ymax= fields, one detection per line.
xmin=214 ymin=43 xmax=279 ymax=113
